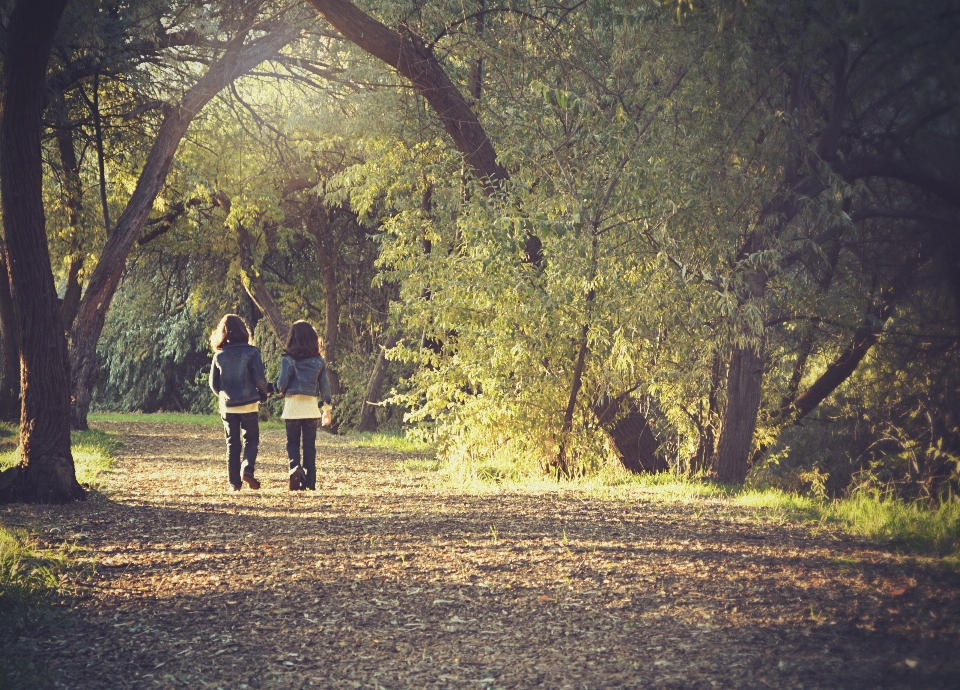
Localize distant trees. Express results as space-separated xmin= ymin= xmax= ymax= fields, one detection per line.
xmin=0 ymin=0 xmax=956 ymax=502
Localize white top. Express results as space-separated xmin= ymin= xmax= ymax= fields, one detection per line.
xmin=282 ymin=394 xmax=321 ymax=419
xmin=219 ymin=392 xmax=259 ymax=416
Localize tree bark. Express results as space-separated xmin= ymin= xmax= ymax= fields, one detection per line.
xmin=357 ymin=333 xmax=400 ymax=433
xmin=304 ymin=0 xmax=543 ymax=265
xmin=68 ymin=24 xmax=300 ymax=430
xmin=0 ymin=0 xmax=84 ymax=503
xmin=56 ymin=124 xmax=84 ymax=331
xmin=306 ymin=206 xmax=341 ymax=395
xmin=714 ymin=338 xmax=766 ymax=485
xmin=234 ymin=218 xmax=290 ymax=345
xmin=0 ymin=246 xmax=20 ymax=422
xmin=306 ymin=0 xmax=504 ymax=183
xmin=593 ymin=394 xmax=666 ymax=473
xmin=691 ymin=349 xmax=722 ymax=475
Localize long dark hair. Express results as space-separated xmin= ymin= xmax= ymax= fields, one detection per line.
xmin=210 ymin=314 xmax=250 ymax=350
xmin=284 ymin=320 xmax=321 ymax=360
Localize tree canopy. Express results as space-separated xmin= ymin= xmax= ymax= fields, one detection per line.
xmin=1 ymin=0 xmax=957 ymax=502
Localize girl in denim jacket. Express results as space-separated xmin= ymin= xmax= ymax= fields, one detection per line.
xmin=209 ymin=314 xmax=271 ymax=491
xmin=274 ymin=320 xmax=332 ymax=490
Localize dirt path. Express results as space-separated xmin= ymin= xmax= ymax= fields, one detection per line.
xmin=4 ymin=421 xmax=959 ymax=689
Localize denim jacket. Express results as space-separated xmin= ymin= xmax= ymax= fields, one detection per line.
xmin=274 ymin=354 xmax=332 ymax=405
xmin=209 ymin=343 xmax=270 ymax=407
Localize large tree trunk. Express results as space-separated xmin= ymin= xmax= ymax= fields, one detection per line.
xmin=306 ymin=206 xmax=341 ymax=395
xmin=593 ymin=394 xmax=666 ymax=473
xmin=69 ymin=25 xmax=299 ymax=430
xmin=0 ymin=0 xmax=84 ymax=503
xmin=357 ymin=333 xmax=400 ymax=433
xmin=714 ymin=339 xmax=766 ymax=485
xmin=0 ymin=247 xmax=20 ymax=422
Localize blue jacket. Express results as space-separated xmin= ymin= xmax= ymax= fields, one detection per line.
xmin=274 ymin=354 xmax=332 ymax=405
xmin=209 ymin=343 xmax=270 ymax=407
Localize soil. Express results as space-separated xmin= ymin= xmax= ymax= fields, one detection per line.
xmin=3 ymin=420 xmax=959 ymax=689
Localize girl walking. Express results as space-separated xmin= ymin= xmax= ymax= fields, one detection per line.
xmin=274 ymin=320 xmax=332 ymax=491
xmin=209 ymin=314 xmax=271 ymax=491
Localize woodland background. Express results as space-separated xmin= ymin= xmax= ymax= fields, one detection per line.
xmin=0 ymin=0 xmax=958 ymax=504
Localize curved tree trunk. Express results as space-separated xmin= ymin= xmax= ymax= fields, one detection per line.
xmin=714 ymin=339 xmax=766 ymax=485
xmin=233 ymin=216 xmax=290 ymax=345
xmin=305 ymin=0 xmax=543 ymax=265
xmin=69 ymin=25 xmax=299 ymax=430
xmin=593 ymin=394 xmax=666 ymax=473
xmin=0 ymin=248 xmax=21 ymax=422
xmin=0 ymin=0 xmax=84 ymax=504
xmin=357 ymin=333 xmax=400 ymax=433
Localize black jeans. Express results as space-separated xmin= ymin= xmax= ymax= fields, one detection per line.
xmin=285 ymin=418 xmax=319 ymax=489
xmin=222 ymin=412 xmax=259 ymax=488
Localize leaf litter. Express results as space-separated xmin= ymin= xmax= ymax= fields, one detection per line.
xmin=2 ymin=420 xmax=958 ymax=689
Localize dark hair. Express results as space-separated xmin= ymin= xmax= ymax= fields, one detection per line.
xmin=284 ymin=320 xmax=321 ymax=360
xmin=210 ymin=314 xmax=250 ymax=350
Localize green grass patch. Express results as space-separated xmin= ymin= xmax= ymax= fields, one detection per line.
xmin=822 ymin=491 xmax=960 ymax=555
xmin=89 ymin=411 xmax=286 ymax=429
xmin=0 ymin=528 xmax=85 ymax=690
xmin=0 ymin=425 xmax=116 ymax=688
xmin=0 ymin=428 xmax=121 ymax=491
xmin=348 ymin=431 xmax=434 ymax=455
xmin=438 ymin=455 xmax=960 ymax=560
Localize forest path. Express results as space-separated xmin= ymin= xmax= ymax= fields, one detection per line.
xmin=5 ymin=420 xmax=959 ymax=689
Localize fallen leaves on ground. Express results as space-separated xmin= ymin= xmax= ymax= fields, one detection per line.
xmin=2 ymin=420 xmax=958 ymax=689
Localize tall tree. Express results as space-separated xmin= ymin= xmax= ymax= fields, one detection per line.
xmin=69 ymin=14 xmax=302 ymax=429
xmin=0 ymin=0 xmax=84 ymax=503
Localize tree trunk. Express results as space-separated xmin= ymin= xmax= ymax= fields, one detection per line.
xmin=306 ymin=206 xmax=341 ymax=395
xmin=357 ymin=333 xmax=400 ymax=433
xmin=691 ymin=349 xmax=722 ymax=475
xmin=234 ymin=217 xmax=290 ymax=345
xmin=55 ymin=123 xmax=85 ymax=332
xmin=714 ymin=339 xmax=766 ymax=485
xmin=69 ymin=25 xmax=299 ymax=430
xmin=304 ymin=0 xmax=542 ymax=265
xmin=0 ymin=0 xmax=84 ymax=503
xmin=593 ymin=395 xmax=666 ymax=473
xmin=0 ymin=247 xmax=20 ymax=422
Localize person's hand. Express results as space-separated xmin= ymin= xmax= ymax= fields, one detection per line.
xmin=321 ymin=404 xmax=332 ymax=427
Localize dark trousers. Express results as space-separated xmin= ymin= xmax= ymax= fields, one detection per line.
xmin=285 ymin=418 xmax=319 ymax=489
xmin=222 ymin=412 xmax=259 ymax=488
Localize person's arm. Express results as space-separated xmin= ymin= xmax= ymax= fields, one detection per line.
xmin=209 ymin=355 xmax=221 ymax=394
xmin=318 ymin=358 xmax=332 ymax=406
xmin=275 ymin=356 xmax=293 ymax=396
xmin=250 ymin=348 xmax=271 ymax=399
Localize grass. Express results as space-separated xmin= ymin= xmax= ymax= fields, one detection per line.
xmin=429 ymin=453 xmax=960 ymax=561
xmin=348 ymin=430 xmax=434 ymax=455
xmin=1 ymin=422 xmax=118 ymax=689
xmin=90 ymin=411 xmax=287 ymax=429
xmin=0 ymin=427 xmax=121 ymax=491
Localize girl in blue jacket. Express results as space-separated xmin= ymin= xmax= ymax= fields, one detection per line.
xmin=209 ymin=314 xmax=271 ymax=491
xmin=274 ymin=320 xmax=332 ymax=491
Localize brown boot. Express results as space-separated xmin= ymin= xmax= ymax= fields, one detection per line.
xmin=289 ymin=467 xmax=303 ymax=491
xmin=242 ymin=474 xmax=261 ymax=490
